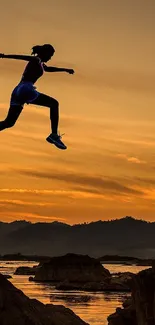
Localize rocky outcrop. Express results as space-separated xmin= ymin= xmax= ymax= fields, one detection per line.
xmin=98 ymin=255 xmax=153 ymax=266
xmin=55 ymin=276 xmax=131 ymax=292
xmin=107 ymin=297 xmax=137 ymax=325
xmin=34 ymin=253 xmax=132 ymax=292
xmin=14 ymin=266 xmax=37 ymax=275
xmin=109 ymin=272 xmax=134 ymax=291
xmin=107 ymin=266 xmax=155 ymax=325
xmin=0 ymin=273 xmax=89 ymax=325
xmin=34 ymin=253 xmax=111 ymax=283
xmin=55 ymin=281 xmax=109 ymax=291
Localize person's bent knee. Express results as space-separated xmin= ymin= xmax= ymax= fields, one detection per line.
xmin=51 ymin=98 xmax=59 ymax=108
xmin=5 ymin=120 xmax=15 ymax=128
xmin=54 ymin=99 xmax=59 ymax=108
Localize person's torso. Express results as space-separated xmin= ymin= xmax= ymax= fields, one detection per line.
xmin=20 ymin=58 xmax=44 ymax=84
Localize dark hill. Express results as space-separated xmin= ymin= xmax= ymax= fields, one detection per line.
xmin=0 ymin=217 xmax=154 ymax=258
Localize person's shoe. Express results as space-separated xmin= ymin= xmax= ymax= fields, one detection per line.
xmin=46 ymin=133 xmax=67 ymax=150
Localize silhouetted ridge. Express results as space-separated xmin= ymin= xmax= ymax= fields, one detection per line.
xmin=0 ymin=217 xmax=154 ymax=258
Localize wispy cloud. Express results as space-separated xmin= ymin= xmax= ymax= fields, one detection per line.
xmin=0 ymin=210 xmax=66 ymax=223
xmin=12 ymin=169 xmax=144 ymax=197
xmin=116 ymin=153 xmax=146 ymax=164
xmin=0 ymin=199 xmax=56 ymax=207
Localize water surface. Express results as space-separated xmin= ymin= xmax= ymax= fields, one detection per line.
xmin=0 ymin=260 xmax=150 ymax=325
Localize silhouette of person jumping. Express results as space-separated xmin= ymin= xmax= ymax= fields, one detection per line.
xmin=0 ymin=44 xmax=74 ymax=149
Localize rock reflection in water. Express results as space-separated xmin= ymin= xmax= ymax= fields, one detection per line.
xmin=103 ymin=291 xmax=130 ymax=303
xmin=50 ymin=293 xmax=98 ymax=305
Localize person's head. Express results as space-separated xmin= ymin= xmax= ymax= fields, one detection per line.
xmin=31 ymin=44 xmax=55 ymax=62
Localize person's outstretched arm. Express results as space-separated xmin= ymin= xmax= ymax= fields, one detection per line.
xmin=0 ymin=53 xmax=36 ymax=61
xmin=43 ymin=64 xmax=74 ymax=74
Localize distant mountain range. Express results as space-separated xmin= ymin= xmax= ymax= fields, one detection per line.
xmin=0 ymin=216 xmax=155 ymax=258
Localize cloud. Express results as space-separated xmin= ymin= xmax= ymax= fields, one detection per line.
xmin=0 ymin=210 xmax=66 ymax=223
xmin=134 ymin=177 xmax=155 ymax=187
xmin=116 ymin=153 xmax=146 ymax=164
xmin=0 ymin=188 xmax=70 ymax=195
xmin=13 ymin=168 xmax=144 ymax=196
xmin=0 ymin=199 xmax=56 ymax=207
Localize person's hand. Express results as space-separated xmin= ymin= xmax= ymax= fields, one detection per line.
xmin=66 ymin=69 xmax=74 ymax=74
xmin=0 ymin=53 xmax=4 ymax=58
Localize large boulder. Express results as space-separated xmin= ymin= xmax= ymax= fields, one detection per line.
xmin=107 ymin=265 xmax=155 ymax=325
xmin=34 ymin=253 xmax=111 ymax=283
xmin=0 ymin=273 xmax=89 ymax=325
xmin=34 ymin=253 xmax=132 ymax=292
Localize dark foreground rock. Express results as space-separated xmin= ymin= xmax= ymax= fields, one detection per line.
xmin=3 ymin=274 xmax=12 ymax=279
xmin=108 ymin=265 xmax=155 ymax=325
xmin=0 ymin=273 xmax=89 ymax=325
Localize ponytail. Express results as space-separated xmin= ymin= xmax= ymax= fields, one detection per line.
xmin=31 ymin=44 xmax=55 ymax=56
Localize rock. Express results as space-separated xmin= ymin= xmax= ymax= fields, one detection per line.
xmin=103 ymin=281 xmax=130 ymax=292
xmin=3 ymin=274 xmax=12 ymax=279
xmin=0 ymin=273 xmax=89 ymax=325
xmin=56 ymin=280 xmax=131 ymax=292
xmin=34 ymin=254 xmax=133 ymax=292
xmin=56 ymin=280 xmax=109 ymax=291
xmin=14 ymin=266 xmax=37 ymax=275
xmin=98 ymin=255 xmax=153 ymax=266
xmin=131 ymin=267 xmax=155 ymax=325
xmin=109 ymin=272 xmax=134 ymax=291
xmin=35 ymin=254 xmax=134 ymax=292
xmin=122 ymin=297 xmax=132 ymax=308
xmin=152 ymin=260 xmax=155 ymax=272
xmin=107 ymin=266 xmax=155 ymax=325
xmin=55 ymin=271 xmax=133 ymax=292
xmin=112 ymin=272 xmax=134 ymax=281
xmin=34 ymin=253 xmax=111 ymax=283
xmin=108 ymin=303 xmax=137 ymax=325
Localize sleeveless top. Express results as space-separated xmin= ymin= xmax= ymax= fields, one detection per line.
xmin=20 ymin=57 xmax=44 ymax=84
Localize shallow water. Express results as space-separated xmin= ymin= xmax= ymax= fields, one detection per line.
xmin=0 ymin=260 xmax=150 ymax=325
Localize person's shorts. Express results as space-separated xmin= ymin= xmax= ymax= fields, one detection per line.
xmin=10 ymin=81 xmax=40 ymax=107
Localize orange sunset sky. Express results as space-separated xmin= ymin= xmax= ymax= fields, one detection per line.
xmin=0 ymin=0 xmax=155 ymax=224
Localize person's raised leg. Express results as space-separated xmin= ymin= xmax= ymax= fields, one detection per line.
xmin=0 ymin=105 xmax=23 ymax=131
xmin=32 ymin=93 xmax=59 ymax=134
xmin=31 ymin=93 xmax=66 ymax=149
